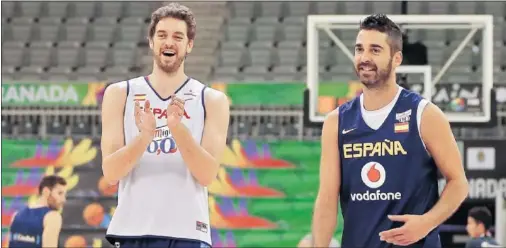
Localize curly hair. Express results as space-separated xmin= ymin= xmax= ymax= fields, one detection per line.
xmin=360 ymin=14 xmax=403 ymax=53
xmin=148 ymin=2 xmax=196 ymax=41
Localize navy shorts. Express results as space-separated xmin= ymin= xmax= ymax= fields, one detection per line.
xmin=110 ymin=237 xmax=210 ymax=248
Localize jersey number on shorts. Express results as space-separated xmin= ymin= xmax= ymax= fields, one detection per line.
xmin=147 ymin=137 xmax=178 ymax=155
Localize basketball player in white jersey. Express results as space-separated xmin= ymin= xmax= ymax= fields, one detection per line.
xmin=100 ymin=3 xmax=230 ymax=248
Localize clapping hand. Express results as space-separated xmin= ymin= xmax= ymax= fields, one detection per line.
xmin=166 ymin=95 xmax=185 ymax=129
xmin=135 ymin=100 xmax=156 ymax=139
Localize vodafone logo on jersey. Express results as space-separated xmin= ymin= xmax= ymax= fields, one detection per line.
xmin=361 ymin=162 xmax=386 ymax=188
xmin=350 ymin=162 xmax=402 ymax=201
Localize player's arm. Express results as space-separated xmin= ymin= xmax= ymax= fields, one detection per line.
xmin=171 ymin=88 xmax=230 ymax=186
xmin=420 ymin=103 xmax=469 ymax=229
xmin=42 ymin=211 xmax=62 ymax=248
xmin=312 ymin=109 xmax=341 ymax=247
xmin=101 ymin=83 xmax=152 ymax=184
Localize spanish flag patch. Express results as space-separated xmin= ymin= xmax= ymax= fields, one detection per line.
xmin=134 ymin=94 xmax=146 ymax=102
xmin=394 ymin=122 xmax=409 ymax=133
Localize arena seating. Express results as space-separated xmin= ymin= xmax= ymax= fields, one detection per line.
xmin=1 ymin=1 xmax=505 ymax=139
xmin=1 ymin=2 xmax=162 ymax=83
xmin=214 ymin=2 xmax=506 ymax=84
xmin=3 ymin=2 xmax=506 ymax=141
xmin=3 ymin=2 xmax=506 ymax=84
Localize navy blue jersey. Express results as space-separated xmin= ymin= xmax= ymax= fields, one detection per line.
xmin=465 ymin=236 xmax=500 ymax=248
xmin=338 ymin=89 xmax=441 ymax=248
xmin=8 ymin=206 xmax=52 ymax=248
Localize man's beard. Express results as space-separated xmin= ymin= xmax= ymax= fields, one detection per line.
xmin=155 ymin=52 xmax=186 ymax=74
xmin=355 ymin=59 xmax=393 ymax=89
xmin=47 ymin=195 xmax=60 ymax=210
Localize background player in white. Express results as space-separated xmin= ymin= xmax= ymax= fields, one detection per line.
xmin=100 ymin=2 xmax=229 ymax=247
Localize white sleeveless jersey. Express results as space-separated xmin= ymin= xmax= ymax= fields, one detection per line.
xmin=106 ymin=76 xmax=212 ymax=245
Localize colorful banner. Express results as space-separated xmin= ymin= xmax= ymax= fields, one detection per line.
xmin=1 ymin=82 xmax=106 ymax=107
xmin=219 ymin=139 xmax=321 ymax=171
xmin=210 ymin=81 xmax=356 ymax=106
xmin=2 ymin=81 xmax=505 ymax=108
xmin=209 ymin=139 xmax=343 ymax=247
xmin=59 ymin=230 xmax=109 ymax=248
xmin=1 ymin=138 xmax=108 ymax=230
xmin=212 ymin=228 xmax=342 ymax=247
xmin=211 ymin=82 xmax=506 ymax=111
xmin=209 ymin=168 xmax=318 ymax=198
xmin=1 ymin=138 xmax=338 ymax=247
xmin=409 ymin=83 xmax=484 ymax=113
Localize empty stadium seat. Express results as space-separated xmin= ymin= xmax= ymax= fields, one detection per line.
xmin=254 ymin=17 xmax=279 ymax=26
xmin=315 ymin=2 xmax=338 ymax=15
xmin=70 ymin=2 xmax=97 ymax=18
xmin=230 ymin=2 xmax=258 ymax=18
xmin=110 ymin=46 xmax=136 ymax=67
xmin=258 ymin=119 xmax=281 ymax=136
xmin=372 ymin=2 xmax=402 ymax=14
xmin=124 ymin=2 xmax=155 ymax=18
xmin=54 ymin=47 xmax=82 ymax=68
xmin=3 ymin=49 xmax=25 ymax=68
xmin=18 ymin=2 xmax=43 ymax=17
xmin=2 ymin=2 xmax=16 ymax=18
xmin=116 ymin=25 xmax=143 ymax=43
xmin=10 ymin=24 xmax=33 ymax=43
xmin=62 ymin=23 xmax=89 ymax=42
xmin=221 ymin=41 xmax=246 ymax=51
xmin=89 ymin=24 xmax=116 ymax=43
xmin=283 ymin=26 xmax=305 ymax=43
xmin=121 ymin=17 xmax=145 ymax=26
xmin=282 ymin=16 xmax=305 ymax=26
xmin=45 ymin=2 xmax=69 ymax=18
xmin=258 ymin=2 xmax=286 ymax=17
xmin=1 ymin=117 xmax=13 ymax=136
xmin=27 ymin=48 xmax=53 ymax=68
xmin=252 ymin=25 xmax=282 ymax=43
xmin=71 ymin=116 xmax=92 ymax=136
xmin=220 ymin=50 xmax=246 ymax=67
xmin=343 ymin=2 xmax=370 ymax=14
xmin=46 ymin=116 xmax=66 ymax=135
xmin=98 ymin=2 xmax=124 ymax=18
xmin=237 ymin=119 xmax=253 ymax=136
xmin=17 ymin=116 xmax=38 ymax=136
xmin=287 ymin=2 xmax=313 ymax=17
xmin=225 ymin=25 xmax=251 ymax=43
xmin=277 ymin=48 xmax=303 ymax=67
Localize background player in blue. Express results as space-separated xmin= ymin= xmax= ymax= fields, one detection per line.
xmin=311 ymin=14 xmax=469 ymax=247
xmin=7 ymin=175 xmax=67 ymax=248
xmin=465 ymin=207 xmax=500 ymax=248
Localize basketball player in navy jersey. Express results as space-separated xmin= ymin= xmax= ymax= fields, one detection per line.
xmin=312 ymin=14 xmax=469 ymax=247
xmin=101 ymin=2 xmax=229 ymax=248
xmin=7 ymin=175 xmax=67 ymax=248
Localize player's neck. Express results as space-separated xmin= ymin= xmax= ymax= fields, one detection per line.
xmin=362 ymin=82 xmax=399 ymax=111
xmin=148 ymin=65 xmax=188 ymax=98
xmin=30 ymin=198 xmax=49 ymax=208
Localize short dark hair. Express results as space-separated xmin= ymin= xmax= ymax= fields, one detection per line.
xmin=468 ymin=206 xmax=493 ymax=230
xmin=38 ymin=175 xmax=67 ymax=195
xmin=359 ymin=14 xmax=403 ymax=53
xmin=148 ymin=3 xmax=197 ymax=41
